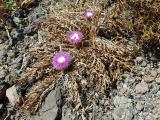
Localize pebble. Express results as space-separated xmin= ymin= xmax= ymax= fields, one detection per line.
xmin=141 ymin=61 xmax=147 ymax=67
xmin=113 ymin=96 xmax=132 ymax=108
xmin=135 ymin=57 xmax=143 ymax=64
xmin=112 ymin=106 xmax=133 ymax=120
xmin=136 ymin=102 xmax=144 ymax=111
xmin=150 ymin=83 xmax=159 ymax=94
xmin=7 ymin=50 xmax=16 ymax=58
xmin=143 ymin=75 xmax=155 ymax=83
xmin=0 ymin=104 xmax=3 ymax=109
xmin=155 ymin=77 xmax=160 ymax=84
xmin=13 ymin=17 xmax=21 ymax=26
xmin=150 ymin=70 xmax=158 ymax=77
xmin=0 ymin=49 xmax=7 ymax=64
xmin=0 ymin=68 xmax=7 ymax=80
xmin=6 ymin=85 xmax=21 ymax=106
xmin=0 ymin=49 xmax=7 ymax=58
xmin=135 ymin=81 xmax=149 ymax=94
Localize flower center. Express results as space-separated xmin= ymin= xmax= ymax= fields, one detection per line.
xmin=86 ymin=12 xmax=93 ymax=17
xmin=71 ymin=33 xmax=79 ymax=40
xmin=58 ymin=56 xmax=65 ymax=63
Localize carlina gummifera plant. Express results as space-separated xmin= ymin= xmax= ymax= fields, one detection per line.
xmin=67 ymin=31 xmax=83 ymax=45
xmin=52 ymin=51 xmax=72 ymax=70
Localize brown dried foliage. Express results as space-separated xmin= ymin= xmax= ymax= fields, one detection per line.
xmin=102 ymin=0 xmax=160 ymax=61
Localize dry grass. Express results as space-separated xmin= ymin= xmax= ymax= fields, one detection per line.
xmin=101 ymin=0 xmax=160 ymax=61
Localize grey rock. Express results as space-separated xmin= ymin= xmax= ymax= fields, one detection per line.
xmin=135 ymin=81 xmax=149 ymax=94
xmin=7 ymin=50 xmax=16 ymax=58
xmin=0 ymin=49 xmax=7 ymax=58
xmin=150 ymin=83 xmax=159 ymax=94
xmin=156 ymin=91 xmax=160 ymax=95
xmin=135 ymin=57 xmax=143 ymax=65
xmin=0 ymin=68 xmax=7 ymax=80
xmin=31 ymin=90 xmax=58 ymax=120
xmin=0 ymin=104 xmax=3 ymax=109
xmin=155 ymin=77 xmax=160 ymax=84
xmin=62 ymin=106 xmax=72 ymax=120
xmin=112 ymin=106 xmax=133 ymax=120
xmin=136 ymin=102 xmax=144 ymax=111
xmin=12 ymin=56 xmax=23 ymax=69
xmin=143 ymin=75 xmax=155 ymax=83
xmin=119 ymin=87 xmax=129 ymax=96
xmin=113 ymin=96 xmax=132 ymax=108
xmin=141 ymin=61 xmax=147 ymax=67
xmin=10 ymin=29 xmax=19 ymax=39
xmin=150 ymin=70 xmax=158 ymax=77
xmin=139 ymin=112 xmax=149 ymax=117
xmin=13 ymin=17 xmax=21 ymax=26
xmin=145 ymin=113 xmax=157 ymax=120
xmin=0 ymin=49 xmax=7 ymax=64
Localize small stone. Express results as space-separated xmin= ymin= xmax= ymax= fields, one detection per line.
xmin=135 ymin=57 xmax=143 ymax=64
xmin=0 ymin=49 xmax=7 ymax=64
xmin=155 ymin=77 xmax=160 ymax=84
xmin=10 ymin=29 xmax=19 ymax=39
xmin=112 ymin=106 xmax=133 ymax=120
xmin=150 ymin=84 xmax=159 ymax=94
xmin=150 ymin=70 xmax=158 ymax=77
xmin=6 ymin=85 xmax=21 ymax=106
xmin=113 ymin=96 xmax=132 ymax=108
xmin=136 ymin=102 xmax=144 ymax=111
xmin=104 ymin=100 xmax=109 ymax=106
xmin=0 ymin=104 xmax=3 ymax=109
xmin=13 ymin=17 xmax=21 ymax=25
xmin=145 ymin=113 xmax=157 ymax=120
xmin=157 ymin=68 xmax=160 ymax=74
xmin=7 ymin=50 xmax=16 ymax=58
xmin=0 ymin=68 xmax=7 ymax=80
xmin=141 ymin=61 xmax=147 ymax=67
xmin=0 ymin=49 xmax=7 ymax=58
xmin=143 ymin=75 xmax=155 ymax=83
xmin=157 ymin=91 xmax=160 ymax=95
xmin=135 ymin=81 xmax=149 ymax=94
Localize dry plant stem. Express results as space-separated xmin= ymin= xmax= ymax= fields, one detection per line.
xmin=4 ymin=26 xmax=13 ymax=46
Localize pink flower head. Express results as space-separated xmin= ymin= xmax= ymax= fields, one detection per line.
xmin=84 ymin=10 xmax=93 ymax=20
xmin=52 ymin=51 xmax=72 ymax=70
xmin=67 ymin=31 xmax=83 ymax=45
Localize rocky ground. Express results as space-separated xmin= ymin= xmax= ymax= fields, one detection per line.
xmin=0 ymin=0 xmax=160 ymax=120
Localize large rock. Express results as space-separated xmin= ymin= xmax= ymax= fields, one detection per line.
xmin=31 ymin=90 xmax=58 ymax=120
xmin=6 ymin=85 xmax=21 ymax=106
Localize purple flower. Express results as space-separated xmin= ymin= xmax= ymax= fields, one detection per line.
xmin=67 ymin=31 xmax=83 ymax=45
xmin=52 ymin=51 xmax=72 ymax=70
xmin=84 ymin=10 xmax=93 ymax=20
